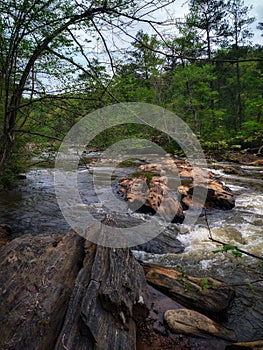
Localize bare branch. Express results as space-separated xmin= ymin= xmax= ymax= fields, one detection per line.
xmin=14 ymin=129 xmax=62 ymax=141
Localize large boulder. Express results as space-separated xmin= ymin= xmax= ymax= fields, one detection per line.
xmin=164 ymin=309 xmax=237 ymax=341
xmin=0 ymin=230 xmax=85 ymax=350
xmin=132 ymin=225 xmax=184 ymax=254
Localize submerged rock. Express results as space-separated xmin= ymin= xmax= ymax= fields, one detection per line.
xmin=164 ymin=309 xmax=237 ymax=341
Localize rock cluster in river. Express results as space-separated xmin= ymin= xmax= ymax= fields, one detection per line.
xmin=119 ymin=156 xmax=235 ymax=223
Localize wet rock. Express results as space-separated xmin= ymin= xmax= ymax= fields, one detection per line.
xmin=212 ymin=226 xmax=246 ymax=245
xmin=164 ymin=309 xmax=237 ymax=341
xmin=0 ymin=224 xmax=12 ymax=248
xmin=142 ymin=264 xmax=235 ymax=315
xmin=120 ymin=175 xmax=184 ymax=223
xmin=141 ymin=158 xmax=235 ymax=211
xmin=55 ymin=243 xmax=150 ymax=350
xmin=133 ymin=226 xmax=184 ymax=254
xmin=179 ymin=179 xmax=235 ymax=211
xmin=16 ymin=174 xmax=27 ymax=180
xmin=225 ymin=340 xmax=263 ymax=349
xmin=222 ymin=165 xmax=244 ymax=175
xmin=0 ymin=230 xmax=85 ymax=350
xmin=247 ymin=159 xmax=263 ymax=166
xmin=120 ymin=158 xmax=235 ymax=217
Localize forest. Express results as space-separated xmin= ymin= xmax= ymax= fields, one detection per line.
xmin=0 ymin=0 xmax=262 ymax=187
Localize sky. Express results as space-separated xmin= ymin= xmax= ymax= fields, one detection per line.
xmin=155 ymin=0 xmax=263 ymax=45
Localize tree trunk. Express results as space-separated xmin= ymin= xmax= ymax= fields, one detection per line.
xmin=55 ymin=243 xmax=150 ymax=350
xmin=0 ymin=132 xmax=15 ymax=177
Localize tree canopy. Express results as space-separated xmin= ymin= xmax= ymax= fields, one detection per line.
xmin=0 ymin=0 xmax=262 ymax=186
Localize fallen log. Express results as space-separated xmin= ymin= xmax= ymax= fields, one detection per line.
xmin=142 ymin=263 xmax=235 ymax=316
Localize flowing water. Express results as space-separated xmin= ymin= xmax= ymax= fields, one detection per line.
xmin=0 ymin=157 xmax=262 ymax=343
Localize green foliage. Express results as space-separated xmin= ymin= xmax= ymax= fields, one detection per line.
xmin=247 ymin=283 xmax=255 ymax=294
xmin=213 ymin=244 xmax=243 ymax=258
xmin=130 ymin=171 xmax=155 ymax=185
xmin=176 ymin=263 xmax=191 ymax=292
xmin=0 ymin=146 xmax=29 ymax=189
xmin=199 ymin=278 xmax=218 ymax=291
xmin=0 ymin=0 xmax=262 ymax=183
xmin=199 ymin=278 xmax=209 ymax=290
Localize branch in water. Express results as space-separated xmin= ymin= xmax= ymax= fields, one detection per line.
xmin=204 ymin=210 xmax=263 ymax=261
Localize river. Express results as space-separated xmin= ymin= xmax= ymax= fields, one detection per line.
xmin=0 ymin=157 xmax=262 ymax=343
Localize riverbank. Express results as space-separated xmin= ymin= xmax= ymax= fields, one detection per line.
xmin=1 ymin=230 xmax=262 ymax=350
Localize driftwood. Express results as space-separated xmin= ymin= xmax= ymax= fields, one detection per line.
xmin=142 ymin=263 xmax=235 ymax=316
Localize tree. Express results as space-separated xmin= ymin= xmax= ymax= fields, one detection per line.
xmin=186 ymin=0 xmax=228 ymax=60
xmin=257 ymin=22 xmax=263 ymax=36
xmin=225 ymin=0 xmax=255 ymax=127
xmin=183 ymin=0 xmax=228 ymax=128
xmin=0 ymin=0 xmax=174 ymax=179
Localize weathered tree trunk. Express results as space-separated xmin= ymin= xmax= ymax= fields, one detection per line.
xmin=55 ymin=243 xmax=150 ymax=350
xmin=0 ymin=230 xmax=150 ymax=350
xmin=0 ymin=133 xmax=15 ymax=177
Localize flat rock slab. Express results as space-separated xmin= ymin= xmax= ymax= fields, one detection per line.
xmin=165 ymin=309 xmax=237 ymax=341
xmin=0 ymin=230 xmax=85 ymax=350
xmin=143 ymin=263 xmax=235 ymax=315
xmin=225 ymin=340 xmax=263 ymax=349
